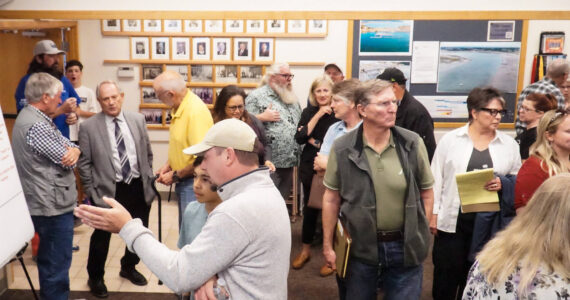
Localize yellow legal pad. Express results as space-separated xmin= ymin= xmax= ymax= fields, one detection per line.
xmin=455 ymin=168 xmax=500 ymax=213
xmin=333 ymin=218 xmax=352 ymax=278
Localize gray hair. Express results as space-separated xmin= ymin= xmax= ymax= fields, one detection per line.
xmin=24 ymin=72 xmax=63 ymax=103
xmin=332 ymin=79 xmax=361 ymax=105
xmin=154 ymin=70 xmax=187 ymax=94
xmin=261 ymin=62 xmax=290 ymax=86
xmin=354 ymin=79 xmax=393 ymax=107
xmin=546 ymin=59 xmax=570 ymax=79
xmin=96 ymin=80 xmax=122 ymax=99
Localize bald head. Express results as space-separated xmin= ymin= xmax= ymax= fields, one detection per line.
xmin=153 ymin=70 xmax=188 ymax=108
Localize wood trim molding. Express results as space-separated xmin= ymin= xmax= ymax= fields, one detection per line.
xmin=0 ymin=10 xmax=569 ymax=20
xmin=104 ymin=59 xmax=323 ymax=67
xmin=0 ymin=20 xmax=76 ymax=30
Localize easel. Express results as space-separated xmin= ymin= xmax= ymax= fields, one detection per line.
xmin=9 ymin=243 xmax=39 ymax=300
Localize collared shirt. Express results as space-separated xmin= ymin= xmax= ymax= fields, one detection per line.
xmin=169 ymin=90 xmax=213 ymax=171
xmin=320 ymin=120 xmax=362 ymax=155
xmin=25 ymin=105 xmax=78 ymax=169
xmin=515 ymin=77 xmax=565 ymax=134
xmin=245 ymin=84 xmax=302 ymax=168
xmin=431 ymin=124 xmax=521 ymax=233
xmin=105 ymin=112 xmax=140 ymax=182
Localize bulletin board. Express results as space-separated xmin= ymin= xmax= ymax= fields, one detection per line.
xmin=351 ymin=20 xmax=524 ymax=127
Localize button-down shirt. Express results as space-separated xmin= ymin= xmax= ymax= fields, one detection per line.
xmin=431 ymin=124 xmax=521 ymax=233
xmin=25 ymin=105 xmax=78 ymax=169
xmin=245 ymin=84 xmax=301 ymax=168
xmin=515 ymin=77 xmax=565 ymax=134
xmin=320 ymin=120 xmax=363 ymax=155
xmin=105 ymin=112 xmax=140 ymax=182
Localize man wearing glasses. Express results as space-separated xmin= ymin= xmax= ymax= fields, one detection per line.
xmin=515 ymin=58 xmax=568 ymax=135
xmin=245 ymin=62 xmax=301 ymax=200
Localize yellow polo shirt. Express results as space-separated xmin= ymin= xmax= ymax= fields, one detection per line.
xmin=169 ymin=90 xmax=213 ymax=170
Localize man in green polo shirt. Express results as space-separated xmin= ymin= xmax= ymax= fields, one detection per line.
xmin=322 ymin=79 xmax=434 ymax=300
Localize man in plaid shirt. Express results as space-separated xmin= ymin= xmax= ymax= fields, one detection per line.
xmin=12 ymin=72 xmax=80 ymax=300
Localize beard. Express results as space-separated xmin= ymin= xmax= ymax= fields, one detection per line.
xmin=270 ymin=82 xmax=298 ymax=105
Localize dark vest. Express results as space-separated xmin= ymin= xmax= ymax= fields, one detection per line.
xmin=332 ymin=125 xmax=430 ymax=266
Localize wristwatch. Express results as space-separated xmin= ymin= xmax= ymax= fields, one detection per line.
xmin=172 ymin=170 xmax=181 ymax=183
xmin=314 ymin=139 xmax=322 ymax=148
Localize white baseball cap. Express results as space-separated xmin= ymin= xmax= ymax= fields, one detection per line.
xmin=183 ymin=118 xmax=257 ymax=155
xmin=33 ymin=40 xmax=65 ymax=56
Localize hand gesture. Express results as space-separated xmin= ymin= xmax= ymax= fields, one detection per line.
xmin=259 ymin=103 xmax=280 ymax=122
xmin=317 ymin=105 xmax=332 ymax=117
xmin=74 ymin=196 xmax=133 ymax=233
xmin=61 ymin=97 xmax=77 ymax=113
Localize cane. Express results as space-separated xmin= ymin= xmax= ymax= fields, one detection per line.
xmin=151 ymin=176 xmax=173 ymax=285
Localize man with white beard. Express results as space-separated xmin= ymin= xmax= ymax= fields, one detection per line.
xmin=246 ymin=62 xmax=302 ymax=199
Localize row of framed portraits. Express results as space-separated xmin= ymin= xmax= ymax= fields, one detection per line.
xmin=103 ymin=19 xmax=328 ymax=35
xmin=141 ymin=64 xmax=265 ymax=84
xmin=131 ymin=36 xmax=274 ymax=61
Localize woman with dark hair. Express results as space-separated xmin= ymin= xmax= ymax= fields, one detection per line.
xmin=431 ymin=87 xmax=521 ymax=300
xmin=515 ymin=93 xmax=557 ymax=160
xmin=212 ymin=85 xmax=275 ymax=170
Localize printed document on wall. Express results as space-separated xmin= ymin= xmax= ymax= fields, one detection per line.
xmin=411 ymin=41 xmax=439 ymax=83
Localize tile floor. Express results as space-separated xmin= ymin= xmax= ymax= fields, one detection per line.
xmin=7 ymin=200 xmax=180 ymax=294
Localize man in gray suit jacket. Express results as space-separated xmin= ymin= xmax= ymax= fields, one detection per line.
xmin=78 ymin=80 xmax=155 ymax=298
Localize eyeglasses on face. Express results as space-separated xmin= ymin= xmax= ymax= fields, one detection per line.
xmin=226 ymin=104 xmax=245 ymax=112
xmin=367 ymin=99 xmax=398 ymax=109
xmin=277 ymin=73 xmax=294 ymax=80
xmin=479 ymin=108 xmax=507 ymax=117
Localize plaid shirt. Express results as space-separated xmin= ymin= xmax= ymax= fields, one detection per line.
xmin=26 ymin=106 xmax=78 ymax=169
xmin=515 ymin=77 xmax=565 ymax=135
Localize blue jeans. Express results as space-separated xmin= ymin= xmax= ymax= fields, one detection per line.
xmin=31 ymin=211 xmax=74 ymax=300
xmin=337 ymin=240 xmax=423 ymax=300
xmin=175 ymin=177 xmax=196 ymax=228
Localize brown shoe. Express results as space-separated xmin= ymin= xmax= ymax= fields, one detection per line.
xmin=319 ymin=264 xmax=334 ymax=277
xmin=292 ymin=252 xmax=310 ymax=269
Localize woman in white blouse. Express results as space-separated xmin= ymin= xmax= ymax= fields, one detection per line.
xmin=430 ymin=87 xmax=521 ymax=300
xmin=462 ymin=174 xmax=570 ymax=300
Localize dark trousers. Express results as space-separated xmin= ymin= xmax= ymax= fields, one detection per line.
xmin=87 ymin=178 xmax=151 ymax=280
xmin=270 ymin=167 xmax=294 ymax=200
xmin=300 ymin=168 xmax=320 ymax=244
xmin=432 ymin=211 xmax=476 ymax=300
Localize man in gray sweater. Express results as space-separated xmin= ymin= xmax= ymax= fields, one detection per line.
xmin=75 ymin=118 xmax=291 ymax=299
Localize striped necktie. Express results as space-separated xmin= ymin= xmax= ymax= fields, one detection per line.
xmin=114 ymin=118 xmax=133 ymax=184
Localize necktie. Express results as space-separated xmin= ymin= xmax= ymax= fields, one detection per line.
xmin=114 ymin=118 xmax=132 ymax=184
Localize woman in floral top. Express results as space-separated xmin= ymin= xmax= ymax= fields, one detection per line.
xmin=463 ymin=174 xmax=570 ymax=299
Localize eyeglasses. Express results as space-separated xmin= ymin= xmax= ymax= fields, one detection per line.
xmin=226 ymin=104 xmax=245 ymax=112
xmin=518 ymin=105 xmax=540 ymax=113
xmin=367 ymin=99 xmax=398 ymax=109
xmin=479 ymin=108 xmax=507 ymax=117
xmin=277 ymin=73 xmax=294 ymax=80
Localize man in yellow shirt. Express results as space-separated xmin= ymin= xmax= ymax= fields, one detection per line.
xmin=154 ymin=71 xmax=213 ymax=227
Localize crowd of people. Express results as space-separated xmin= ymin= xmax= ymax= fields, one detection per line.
xmin=11 ymin=39 xmax=570 ymax=300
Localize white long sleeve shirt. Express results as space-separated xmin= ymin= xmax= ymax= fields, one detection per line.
xmin=431 ymin=124 xmax=521 ymax=233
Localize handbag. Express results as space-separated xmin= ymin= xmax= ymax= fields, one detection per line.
xmin=307 ymin=172 xmax=326 ymax=209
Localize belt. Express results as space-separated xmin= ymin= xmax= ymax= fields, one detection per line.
xmin=377 ymin=230 xmax=403 ymax=242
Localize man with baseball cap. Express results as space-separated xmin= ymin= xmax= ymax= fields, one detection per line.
xmin=75 ymin=119 xmax=291 ymax=299
xmin=377 ymin=67 xmax=436 ymax=161
xmin=324 ymin=63 xmax=345 ymax=84
xmin=15 ymin=39 xmax=80 ymax=139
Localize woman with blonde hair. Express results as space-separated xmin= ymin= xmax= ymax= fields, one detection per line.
xmin=514 ymin=109 xmax=570 ymax=212
xmin=463 ymin=174 xmax=570 ymax=299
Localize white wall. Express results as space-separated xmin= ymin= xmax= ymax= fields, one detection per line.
xmin=3 ymin=0 xmax=570 ymax=11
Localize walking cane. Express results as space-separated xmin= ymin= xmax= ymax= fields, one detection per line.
xmin=151 ymin=176 xmax=173 ymax=286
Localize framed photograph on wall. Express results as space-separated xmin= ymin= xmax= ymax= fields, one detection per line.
xmin=205 ymin=20 xmax=223 ymax=33
xmin=216 ymin=65 xmax=238 ymax=83
xmin=151 ymin=37 xmax=170 ymax=60
xmin=141 ymin=64 xmax=162 ymax=81
xmin=164 ymin=20 xmax=182 ymax=33
xmin=191 ymin=65 xmax=213 ymax=82
xmin=255 ymin=38 xmax=274 ymax=61
xmin=130 ymin=37 xmax=149 ymax=60
xmin=141 ymin=87 xmax=160 ymax=104
xmin=123 ymin=20 xmax=141 ymax=32
xmin=102 ymin=19 xmax=121 ymax=32
xmin=213 ymin=38 xmax=231 ymax=61
xmin=234 ymin=38 xmax=252 ymax=61
xmin=143 ymin=19 xmax=162 ymax=32
xmin=359 ymin=20 xmax=414 ymax=56
xmin=165 ymin=65 xmax=189 ymax=81
xmin=487 ymin=21 xmax=515 ymax=42
xmin=184 ymin=20 xmax=203 ymax=33
xmin=287 ymin=20 xmax=306 ymax=34
xmin=267 ymin=20 xmax=285 ymax=33
xmin=225 ymin=20 xmax=244 ymax=33
xmin=240 ymin=65 xmax=263 ymax=83
xmin=141 ymin=108 xmax=163 ymax=126
xmin=192 ymin=87 xmax=214 ymax=105
xmin=193 ymin=37 xmax=210 ymax=60
xmin=540 ymin=32 xmax=565 ymax=54
xmin=171 ymin=37 xmax=190 ymax=60
xmin=247 ymin=20 xmax=264 ymax=33
xmin=308 ymin=20 xmax=327 ymax=34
